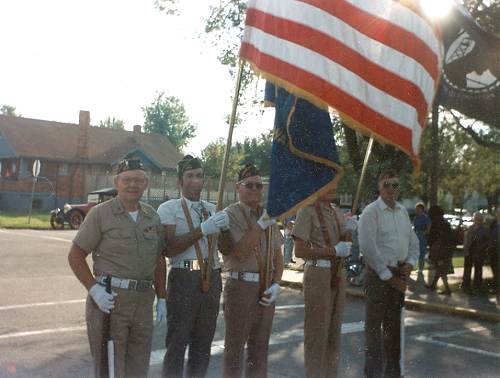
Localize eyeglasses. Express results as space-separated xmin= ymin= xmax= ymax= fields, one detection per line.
xmin=383 ymin=181 xmax=400 ymax=189
xmin=121 ymin=177 xmax=146 ymax=185
xmin=240 ymin=181 xmax=264 ymax=190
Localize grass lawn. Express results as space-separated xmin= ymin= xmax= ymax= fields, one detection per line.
xmin=0 ymin=211 xmax=52 ymax=229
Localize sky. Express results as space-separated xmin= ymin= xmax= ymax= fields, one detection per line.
xmin=0 ymin=0 xmax=273 ymax=154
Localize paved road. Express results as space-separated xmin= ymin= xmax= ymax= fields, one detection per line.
xmin=0 ymin=229 xmax=499 ymax=377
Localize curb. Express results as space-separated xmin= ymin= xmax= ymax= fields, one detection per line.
xmin=280 ymin=280 xmax=500 ymax=323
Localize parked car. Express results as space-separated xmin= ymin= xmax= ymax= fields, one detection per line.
xmin=50 ymin=187 xmax=117 ymax=230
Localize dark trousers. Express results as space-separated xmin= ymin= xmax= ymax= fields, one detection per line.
xmin=364 ymin=268 xmax=404 ymax=378
xmin=463 ymin=254 xmax=485 ymax=289
xmin=162 ymin=269 xmax=222 ymax=378
xmin=222 ymin=278 xmax=275 ymax=378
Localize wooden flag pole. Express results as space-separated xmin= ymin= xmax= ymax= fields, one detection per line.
xmin=204 ymin=59 xmax=245 ymax=289
xmin=351 ymin=136 xmax=374 ymax=215
xmin=265 ymin=226 xmax=273 ymax=290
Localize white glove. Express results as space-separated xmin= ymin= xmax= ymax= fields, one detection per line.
xmin=201 ymin=214 xmax=219 ymax=236
xmin=213 ymin=211 xmax=229 ymax=230
xmin=345 ymin=218 xmax=358 ymax=232
xmin=89 ymin=284 xmax=117 ymax=314
xmin=334 ymin=241 xmax=352 ymax=257
xmin=156 ymin=298 xmax=167 ymax=325
xmin=259 ymin=283 xmax=280 ymax=307
xmin=257 ymin=210 xmax=276 ymax=230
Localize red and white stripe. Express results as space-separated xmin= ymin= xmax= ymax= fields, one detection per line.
xmin=240 ymin=0 xmax=443 ymax=163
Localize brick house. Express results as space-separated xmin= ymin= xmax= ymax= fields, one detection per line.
xmin=0 ymin=111 xmax=182 ymax=211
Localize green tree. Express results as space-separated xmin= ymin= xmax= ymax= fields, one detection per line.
xmin=201 ymin=138 xmax=244 ymax=181
xmin=98 ymin=116 xmax=124 ymax=130
xmin=142 ymin=92 xmax=196 ymax=150
xmin=236 ymin=131 xmax=273 ymax=177
xmin=0 ymin=105 xmax=19 ymax=116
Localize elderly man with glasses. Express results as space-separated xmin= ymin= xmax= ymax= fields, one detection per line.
xmin=358 ymin=169 xmax=419 ymax=378
xmin=218 ymin=163 xmax=284 ymax=378
xmin=68 ymin=159 xmax=166 ymax=378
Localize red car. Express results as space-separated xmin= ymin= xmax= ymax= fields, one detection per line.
xmin=50 ymin=187 xmax=117 ymax=230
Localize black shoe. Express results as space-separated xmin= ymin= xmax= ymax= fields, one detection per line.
xmin=425 ymin=284 xmax=436 ymax=291
xmin=437 ymin=290 xmax=451 ymax=296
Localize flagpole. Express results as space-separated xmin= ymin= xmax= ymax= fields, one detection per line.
xmin=205 ymin=59 xmax=245 ymax=289
xmin=351 ymin=136 xmax=374 ymax=215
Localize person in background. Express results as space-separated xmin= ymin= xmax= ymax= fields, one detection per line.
xmin=413 ymin=202 xmax=431 ymax=274
xmin=425 ymin=205 xmax=454 ymax=295
xmin=487 ymin=208 xmax=499 ymax=293
xmin=462 ymin=212 xmax=490 ymax=293
xmin=283 ymin=220 xmax=296 ymax=266
xmin=358 ymin=169 xmax=419 ymax=378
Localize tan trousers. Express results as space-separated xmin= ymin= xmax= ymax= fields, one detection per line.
xmin=303 ymin=264 xmax=346 ymax=378
xmin=223 ymin=278 xmax=275 ymax=378
xmin=86 ymin=287 xmax=155 ymax=378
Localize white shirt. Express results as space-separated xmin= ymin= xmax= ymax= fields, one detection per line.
xmin=128 ymin=210 xmax=139 ymax=222
xmin=358 ymin=197 xmax=419 ymax=281
xmin=157 ymin=197 xmax=219 ymax=265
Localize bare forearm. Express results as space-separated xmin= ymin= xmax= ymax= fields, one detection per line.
xmin=232 ymin=224 xmax=265 ymax=259
xmin=154 ymin=255 xmax=166 ymax=298
xmin=218 ymin=230 xmax=234 ymax=256
xmin=294 ymin=239 xmax=333 ymax=260
xmin=68 ymin=243 xmax=95 ymax=291
xmin=164 ymin=228 xmax=204 ymax=257
xmin=273 ymin=248 xmax=284 ymax=282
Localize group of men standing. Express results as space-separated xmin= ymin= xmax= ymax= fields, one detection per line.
xmin=69 ymin=156 xmax=418 ymax=378
xmin=69 ymin=156 xmax=283 ymax=378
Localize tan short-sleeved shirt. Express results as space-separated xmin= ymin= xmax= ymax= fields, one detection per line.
xmin=223 ymin=202 xmax=283 ymax=272
xmin=292 ymin=204 xmax=346 ymax=250
xmin=73 ymin=197 xmax=164 ymax=280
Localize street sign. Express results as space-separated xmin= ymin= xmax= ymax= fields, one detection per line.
xmin=32 ymin=159 xmax=41 ymax=177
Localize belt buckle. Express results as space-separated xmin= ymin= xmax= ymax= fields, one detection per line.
xmin=136 ymin=280 xmax=150 ymax=291
xmin=237 ymin=272 xmax=244 ymax=280
xmin=183 ymin=260 xmax=191 ymax=270
xmin=128 ymin=279 xmax=138 ymax=290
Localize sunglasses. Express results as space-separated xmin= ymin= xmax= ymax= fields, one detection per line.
xmin=383 ymin=181 xmax=400 ymax=189
xmin=240 ymin=182 xmax=264 ymax=190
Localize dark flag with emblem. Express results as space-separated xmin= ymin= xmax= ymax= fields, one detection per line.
xmin=265 ymin=82 xmax=342 ymax=219
xmin=438 ymin=3 xmax=500 ymax=126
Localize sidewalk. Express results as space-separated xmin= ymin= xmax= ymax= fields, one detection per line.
xmin=280 ymin=262 xmax=500 ymax=323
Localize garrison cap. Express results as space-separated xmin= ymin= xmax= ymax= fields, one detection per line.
xmin=177 ymin=155 xmax=203 ymax=178
xmin=238 ymin=163 xmax=260 ymax=182
xmin=116 ymin=159 xmax=145 ymax=174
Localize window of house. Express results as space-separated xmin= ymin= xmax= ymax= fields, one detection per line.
xmin=0 ymin=159 xmax=18 ymax=180
xmin=58 ymin=163 xmax=68 ymax=176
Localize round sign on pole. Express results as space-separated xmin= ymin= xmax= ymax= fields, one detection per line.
xmin=32 ymin=159 xmax=41 ymax=177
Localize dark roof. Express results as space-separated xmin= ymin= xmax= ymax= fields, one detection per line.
xmin=0 ymin=115 xmax=182 ymax=170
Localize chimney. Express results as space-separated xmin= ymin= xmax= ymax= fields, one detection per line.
xmin=77 ymin=110 xmax=90 ymax=160
xmin=133 ymin=124 xmax=142 ymax=133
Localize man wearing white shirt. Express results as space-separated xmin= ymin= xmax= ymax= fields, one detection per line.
xmin=358 ymin=169 xmax=418 ymax=378
xmin=157 ymin=155 xmax=229 ymax=378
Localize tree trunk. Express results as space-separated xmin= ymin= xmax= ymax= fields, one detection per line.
xmin=430 ymin=101 xmax=440 ymax=206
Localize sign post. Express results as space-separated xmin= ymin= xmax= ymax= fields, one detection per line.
xmin=28 ymin=160 xmax=41 ymax=224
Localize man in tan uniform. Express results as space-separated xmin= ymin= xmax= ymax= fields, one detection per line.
xmin=68 ymin=159 xmax=166 ymax=378
xmin=219 ymin=164 xmax=284 ymax=378
xmin=292 ymin=187 xmax=354 ymax=378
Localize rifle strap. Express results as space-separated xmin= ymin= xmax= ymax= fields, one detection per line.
xmin=181 ymin=198 xmax=211 ymax=292
xmin=314 ymin=203 xmax=341 ymax=289
xmin=238 ymin=204 xmax=267 ymax=294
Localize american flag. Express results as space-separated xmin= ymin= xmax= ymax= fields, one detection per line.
xmin=240 ymin=0 xmax=443 ymax=167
